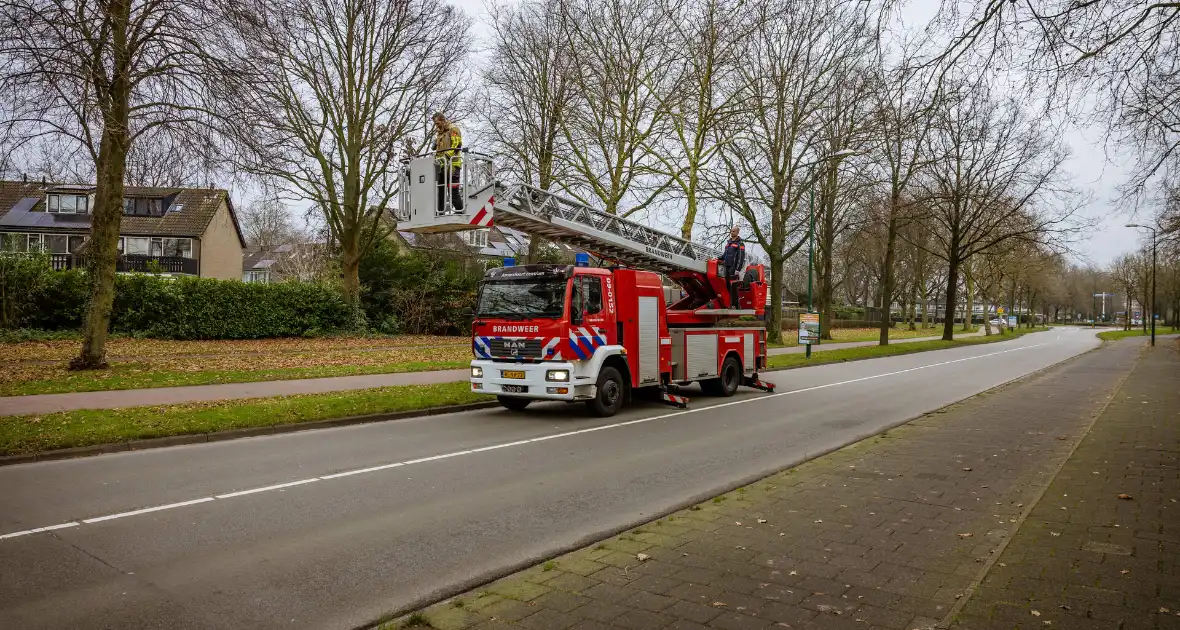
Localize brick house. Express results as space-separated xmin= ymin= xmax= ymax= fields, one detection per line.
xmin=0 ymin=180 xmax=245 ymax=280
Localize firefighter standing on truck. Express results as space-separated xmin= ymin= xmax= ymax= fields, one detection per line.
xmin=433 ymin=112 xmax=463 ymax=214
xmin=722 ymin=225 xmax=745 ymax=308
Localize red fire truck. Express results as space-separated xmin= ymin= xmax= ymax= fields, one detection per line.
xmin=397 ymin=149 xmax=775 ymax=416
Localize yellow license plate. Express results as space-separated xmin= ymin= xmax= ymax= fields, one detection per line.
xmin=501 ymin=370 xmax=526 ymax=379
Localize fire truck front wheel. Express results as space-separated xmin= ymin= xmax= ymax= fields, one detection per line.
xmin=586 ymin=366 xmax=625 ymax=417
xmin=497 ymin=396 xmax=531 ymax=411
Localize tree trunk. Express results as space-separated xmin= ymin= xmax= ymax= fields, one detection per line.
xmin=878 ymin=198 xmax=900 ymax=346
xmin=942 ymin=255 xmax=961 ymax=341
xmin=767 ymin=254 xmax=783 ymax=344
xmin=907 ymin=274 xmax=918 ymax=331
xmin=71 ymin=0 xmax=132 ymax=371
xmin=680 ymin=171 xmax=698 ymax=240
xmin=962 ymin=262 xmax=975 ymax=332
xmin=526 ymin=236 xmax=545 ymax=263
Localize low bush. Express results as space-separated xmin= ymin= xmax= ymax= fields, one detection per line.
xmin=10 ymin=268 xmax=353 ymax=339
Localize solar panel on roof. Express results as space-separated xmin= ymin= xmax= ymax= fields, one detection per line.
xmin=0 ymin=198 xmax=37 ymax=226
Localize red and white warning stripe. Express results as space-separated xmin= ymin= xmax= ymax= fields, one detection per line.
xmin=468 ymin=196 xmax=495 ymax=227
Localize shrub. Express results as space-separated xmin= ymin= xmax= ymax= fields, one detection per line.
xmin=5 ymin=269 xmax=353 ymax=339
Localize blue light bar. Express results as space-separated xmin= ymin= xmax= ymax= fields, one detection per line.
xmin=575 ymin=252 xmax=590 ymax=267
xmin=503 ymin=257 xmax=515 ymax=267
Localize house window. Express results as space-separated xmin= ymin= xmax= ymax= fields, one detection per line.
xmin=123 ymin=237 xmax=151 ymax=255
xmin=245 ymin=270 xmax=270 ymax=283
xmin=461 ymin=229 xmax=489 ymax=248
xmin=0 ymin=233 xmax=25 ymax=252
xmin=47 ymin=194 xmax=88 ymax=214
xmin=44 ymin=234 xmax=69 ymax=254
xmin=159 ymin=238 xmax=192 ymax=258
xmin=122 ymin=198 xmax=164 ymax=216
xmin=26 ymin=234 xmax=43 ymax=251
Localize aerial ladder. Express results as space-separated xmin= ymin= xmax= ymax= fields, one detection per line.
xmin=396 ymin=149 xmax=768 ymax=316
xmin=396 ymin=147 xmax=774 ymax=416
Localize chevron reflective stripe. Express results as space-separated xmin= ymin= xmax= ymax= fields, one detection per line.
xmin=473 ymin=336 xmax=492 ymax=359
xmin=567 ymin=330 xmax=589 ymax=359
xmin=542 ymin=337 xmax=561 ymax=358
xmin=468 ymin=197 xmax=495 ymax=227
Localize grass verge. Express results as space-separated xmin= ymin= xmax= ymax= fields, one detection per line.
xmin=0 ymin=382 xmax=483 ymax=456
xmin=1096 ymin=329 xmax=1149 ymax=341
xmin=0 ymin=360 xmax=469 ymax=397
xmin=769 ymin=325 xmax=956 ymax=348
xmin=766 ymin=327 xmax=1048 ymax=370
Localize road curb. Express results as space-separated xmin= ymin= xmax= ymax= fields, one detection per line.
xmin=0 ymin=401 xmax=500 ymax=467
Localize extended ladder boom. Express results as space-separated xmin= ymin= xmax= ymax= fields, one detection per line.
xmin=492 ymin=184 xmax=719 ymax=275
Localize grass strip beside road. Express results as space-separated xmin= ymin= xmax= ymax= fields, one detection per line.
xmin=0 ymin=359 xmax=469 ymax=397
xmin=766 ymin=327 xmax=1048 ymax=370
xmin=1096 ymin=329 xmax=1150 ymax=341
xmin=769 ymin=326 xmax=951 ymax=348
xmin=0 ymin=382 xmax=483 ymax=456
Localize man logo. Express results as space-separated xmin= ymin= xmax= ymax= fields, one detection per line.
xmin=504 ymin=341 xmax=525 ymax=351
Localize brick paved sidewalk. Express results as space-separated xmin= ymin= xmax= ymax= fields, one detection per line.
xmin=381 ymin=337 xmax=1158 ymax=630
xmin=952 ymin=339 xmax=1180 ymax=630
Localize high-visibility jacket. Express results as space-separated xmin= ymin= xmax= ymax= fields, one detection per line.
xmin=434 ymin=123 xmax=463 ymax=168
xmin=722 ymin=237 xmax=745 ymax=277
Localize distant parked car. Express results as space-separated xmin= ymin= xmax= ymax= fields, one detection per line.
xmin=989 ymin=318 xmax=1004 ymax=326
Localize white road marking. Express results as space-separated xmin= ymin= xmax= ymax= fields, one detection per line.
xmin=81 ymin=498 xmax=215 ymax=524
xmin=0 ymin=521 xmax=79 ymax=540
xmin=1 ymin=339 xmax=1052 ymax=541
xmin=214 ymin=478 xmax=319 ymax=499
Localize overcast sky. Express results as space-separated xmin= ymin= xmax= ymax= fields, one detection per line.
xmin=446 ymin=0 xmax=1154 ymax=267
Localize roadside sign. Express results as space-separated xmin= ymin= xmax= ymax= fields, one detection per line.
xmin=798 ymin=312 xmax=820 ymax=346
xmin=1007 ymin=316 xmax=1017 ymax=328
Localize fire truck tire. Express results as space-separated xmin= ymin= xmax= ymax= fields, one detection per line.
xmin=586 ymin=366 xmax=625 ymax=417
xmin=702 ymin=355 xmax=741 ymax=397
xmin=497 ymin=396 xmax=531 ymax=411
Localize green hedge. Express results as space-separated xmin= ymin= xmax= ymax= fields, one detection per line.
xmin=15 ymin=270 xmax=353 ymax=339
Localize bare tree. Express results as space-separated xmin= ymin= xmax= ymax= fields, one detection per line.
xmin=482 ymin=0 xmax=573 ymax=262
xmin=648 ymin=0 xmax=750 ymax=239
xmin=934 ymin=1 xmax=1180 ymax=202
xmin=868 ymin=48 xmax=941 ymax=345
xmin=555 ymin=0 xmax=678 ymax=216
xmin=1 ymin=0 xmax=219 ymax=368
xmin=708 ymin=0 xmax=874 ymax=342
xmin=917 ymin=87 xmax=1082 ymax=341
xmin=217 ymin=0 xmax=469 ymax=309
xmin=814 ymin=65 xmax=875 ymax=339
xmin=239 ymin=197 xmax=301 ymax=248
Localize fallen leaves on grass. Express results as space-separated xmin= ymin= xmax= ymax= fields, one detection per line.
xmin=958 ymin=533 xmax=974 ymax=538
xmin=1117 ymin=493 xmax=1133 ymax=500
xmin=3 ymin=335 xmax=468 ymax=362
xmin=1 ymin=345 xmax=471 ymax=394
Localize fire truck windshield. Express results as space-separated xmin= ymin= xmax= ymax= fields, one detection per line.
xmin=476 ymin=280 xmax=568 ymax=319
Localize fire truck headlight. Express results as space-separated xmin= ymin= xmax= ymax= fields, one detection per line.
xmin=546 ymin=369 xmax=569 ymax=382
xmin=471 ymin=366 xmax=483 ymax=378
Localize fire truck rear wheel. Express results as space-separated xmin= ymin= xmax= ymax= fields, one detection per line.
xmin=702 ymin=355 xmax=741 ymax=397
xmin=497 ymin=396 xmax=531 ymax=411
xmin=586 ymin=366 xmax=625 ymax=417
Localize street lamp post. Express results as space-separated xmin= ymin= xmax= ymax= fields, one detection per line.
xmin=806 ymin=187 xmax=815 ymax=358
xmin=804 ymin=149 xmax=856 ymax=360
xmin=1126 ymin=224 xmax=1158 ymax=346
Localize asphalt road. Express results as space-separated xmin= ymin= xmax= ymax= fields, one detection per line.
xmin=0 ymin=328 xmax=1101 ymax=630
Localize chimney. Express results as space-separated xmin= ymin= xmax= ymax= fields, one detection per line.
xmin=21 ymin=173 xmax=27 ymax=183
